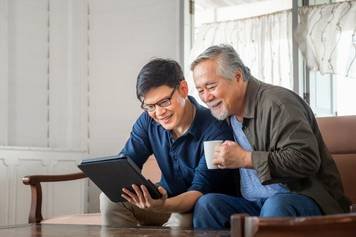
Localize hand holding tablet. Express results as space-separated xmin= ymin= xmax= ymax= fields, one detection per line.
xmin=78 ymin=155 xmax=162 ymax=203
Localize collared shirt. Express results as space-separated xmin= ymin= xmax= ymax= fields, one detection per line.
xmin=120 ymin=96 xmax=238 ymax=197
xmin=230 ymin=116 xmax=288 ymax=201
xmin=240 ymin=76 xmax=350 ymax=214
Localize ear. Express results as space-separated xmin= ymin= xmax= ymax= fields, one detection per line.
xmin=234 ymin=68 xmax=244 ymax=82
xmin=178 ymin=80 xmax=189 ymax=97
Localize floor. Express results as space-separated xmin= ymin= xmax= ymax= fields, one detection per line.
xmin=0 ymin=224 xmax=231 ymax=237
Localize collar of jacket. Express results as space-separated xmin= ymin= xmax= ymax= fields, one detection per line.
xmin=243 ymin=76 xmax=261 ymax=120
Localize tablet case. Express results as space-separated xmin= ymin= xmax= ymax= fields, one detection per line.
xmin=78 ymin=155 xmax=162 ymax=202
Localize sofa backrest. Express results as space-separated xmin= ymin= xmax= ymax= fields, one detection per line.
xmin=141 ymin=116 xmax=356 ymax=205
xmin=317 ymin=115 xmax=356 ymax=205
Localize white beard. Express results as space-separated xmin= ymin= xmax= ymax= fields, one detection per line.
xmin=210 ymin=104 xmax=229 ymax=120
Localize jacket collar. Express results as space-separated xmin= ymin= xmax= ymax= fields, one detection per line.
xmin=243 ymin=76 xmax=261 ymax=119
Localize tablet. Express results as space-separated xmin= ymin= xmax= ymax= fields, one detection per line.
xmin=78 ymin=155 xmax=162 ymax=202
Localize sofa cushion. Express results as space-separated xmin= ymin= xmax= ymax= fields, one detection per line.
xmin=332 ymin=154 xmax=356 ymax=204
xmin=317 ymin=116 xmax=356 ymax=205
xmin=317 ymin=116 xmax=356 ymax=154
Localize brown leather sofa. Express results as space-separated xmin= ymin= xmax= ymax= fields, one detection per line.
xmin=316 ymin=115 xmax=356 ymax=209
xmin=23 ymin=115 xmax=356 ymax=225
xmin=230 ymin=115 xmax=356 ymax=237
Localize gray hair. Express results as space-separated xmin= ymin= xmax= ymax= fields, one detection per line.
xmin=191 ymin=44 xmax=250 ymax=80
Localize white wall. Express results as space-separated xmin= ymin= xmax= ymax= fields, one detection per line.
xmin=0 ymin=0 xmax=184 ymax=223
xmin=88 ymin=0 xmax=183 ymax=156
xmin=0 ymin=0 xmax=88 ymax=149
xmin=86 ymin=0 xmax=183 ymax=211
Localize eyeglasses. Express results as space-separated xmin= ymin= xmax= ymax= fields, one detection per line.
xmin=141 ymin=87 xmax=176 ymax=112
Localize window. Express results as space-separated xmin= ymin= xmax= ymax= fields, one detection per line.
xmin=303 ymin=0 xmax=356 ymax=116
xmin=187 ymin=0 xmax=356 ymax=116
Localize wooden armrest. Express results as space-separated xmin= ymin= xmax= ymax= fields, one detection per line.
xmin=351 ymin=204 xmax=356 ymax=213
xmin=231 ymin=214 xmax=248 ymax=237
xmin=22 ymin=172 xmax=87 ymax=223
xmin=231 ymin=213 xmax=356 ymax=237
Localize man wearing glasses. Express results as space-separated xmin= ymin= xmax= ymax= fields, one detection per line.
xmin=100 ymin=58 xmax=238 ymax=228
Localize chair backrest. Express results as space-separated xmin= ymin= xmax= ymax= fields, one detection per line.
xmin=231 ymin=213 xmax=356 ymax=237
xmin=316 ymin=115 xmax=356 ymax=205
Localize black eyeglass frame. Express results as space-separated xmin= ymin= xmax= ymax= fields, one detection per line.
xmin=141 ymin=87 xmax=177 ymax=112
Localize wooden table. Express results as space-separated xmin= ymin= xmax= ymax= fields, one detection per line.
xmin=0 ymin=224 xmax=230 ymax=237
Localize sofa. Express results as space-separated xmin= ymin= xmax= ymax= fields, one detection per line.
xmin=316 ymin=115 xmax=356 ymax=210
xmin=22 ymin=115 xmax=356 ymax=225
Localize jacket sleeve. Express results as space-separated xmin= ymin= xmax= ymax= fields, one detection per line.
xmin=251 ymin=99 xmax=321 ymax=185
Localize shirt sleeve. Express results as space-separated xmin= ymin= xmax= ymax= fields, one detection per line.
xmin=120 ymin=112 xmax=153 ymax=169
xmin=252 ymin=98 xmax=321 ymax=185
xmin=188 ymin=122 xmax=239 ymax=196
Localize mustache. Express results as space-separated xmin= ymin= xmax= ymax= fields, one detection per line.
xmin=206 ymin=101 xmax=221 ymax=108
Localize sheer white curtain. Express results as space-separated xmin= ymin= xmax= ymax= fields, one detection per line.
xmin=188 ymin=10 xmax=293 ymax=98
xmin=295 ymin=1 xmax=356 ymax=79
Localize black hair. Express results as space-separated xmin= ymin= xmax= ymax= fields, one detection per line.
xmin=136 ymin=58 xmax=184 ymax=101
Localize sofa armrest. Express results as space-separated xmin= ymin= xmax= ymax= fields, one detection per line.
xmin=230 ymin=214 xmax=248 ymax=237
xmin=351 ymin=204 xmax=356 ymax=213
xmin=22 ymin=172 xmax=87 ymax=223
xmin=231 ymin=213 xmax=356 ymax=237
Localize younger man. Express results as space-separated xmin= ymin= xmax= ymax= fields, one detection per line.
xmin=100 ymin=58 xmax=237 ymax=228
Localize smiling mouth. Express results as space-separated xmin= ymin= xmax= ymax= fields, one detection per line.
xmin=209 ymin=101 xmax=222 ymax=109
xmin=159 ymin=114 xmax=173 ymax=123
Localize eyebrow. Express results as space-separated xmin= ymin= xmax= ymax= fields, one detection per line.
xmin=196 ymin=81 xmax=217 ymax=89
xmin=144 ymin=96 xmax=170 ymax=106
xmin=143 ymin=88 xmax=175 ymax=105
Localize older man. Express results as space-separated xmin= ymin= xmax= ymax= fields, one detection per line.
xmin=191 ymin=44 xmax=350 ymax=229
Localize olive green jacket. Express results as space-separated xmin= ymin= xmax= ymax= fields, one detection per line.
xmin=241 ymin=77 xmax=350 ymax=214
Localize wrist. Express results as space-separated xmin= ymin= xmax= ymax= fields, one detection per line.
xmin=244 ymin=151 xmax=253 ymax=168
xmin=154 ymin=199 xmax=167 ymax=212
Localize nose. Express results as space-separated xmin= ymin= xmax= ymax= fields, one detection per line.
xmin=155 ymin=105 xmax=167 ymax=116
xmin=201 ymin=90 xmax=214 ymax=103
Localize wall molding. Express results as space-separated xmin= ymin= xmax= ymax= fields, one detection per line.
xmin=0 ymin=148 xmax=88 ymax=226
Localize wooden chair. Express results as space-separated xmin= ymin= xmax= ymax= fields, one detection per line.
xmin=231 ymin=213 xmax=356 ymax=237
xmin=22 ymin=156 xmax=160 ymax=224
xmin=22 ymin=172 xmax=87 ymax=223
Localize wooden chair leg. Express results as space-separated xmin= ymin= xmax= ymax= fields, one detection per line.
xmin=29 ymin=183 xmax=43 ymax=223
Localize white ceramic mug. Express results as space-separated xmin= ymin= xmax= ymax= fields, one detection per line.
xmin=203 ymin=140 xmax=223 ymax=169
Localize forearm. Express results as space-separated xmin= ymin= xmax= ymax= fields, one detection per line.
xmin=252 ymin=148 xmax=320 ymax=184
xmin=157 ymin=191 xmax=202 ymax=213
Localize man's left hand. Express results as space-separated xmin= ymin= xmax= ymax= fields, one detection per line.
xmin=121 ymin=184 xmax=167 ymax=210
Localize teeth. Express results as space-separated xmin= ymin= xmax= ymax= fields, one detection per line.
xmin=160 ymin=114 xmax=172 ymax=121
xmin=209 ymin=102 xmax=220 ymax=108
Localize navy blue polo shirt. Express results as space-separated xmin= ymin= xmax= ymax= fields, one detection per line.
xmin=120 ymin=96 xmax=237 ymax=197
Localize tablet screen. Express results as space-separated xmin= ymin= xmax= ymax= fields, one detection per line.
xmin=78 ymin=155 xmax=162 ymax=202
